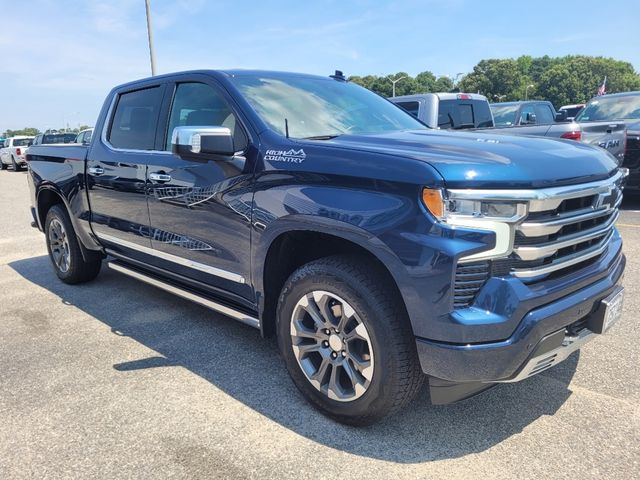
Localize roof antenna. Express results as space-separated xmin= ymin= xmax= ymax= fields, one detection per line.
xmin=330 ymin=70 xmax=346 ymax=81
xmin=285 ymin=118 xmax=289 ymax=139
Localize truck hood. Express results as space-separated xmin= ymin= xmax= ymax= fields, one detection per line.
xmin=321 ymin=129 xmax=618 ymax=188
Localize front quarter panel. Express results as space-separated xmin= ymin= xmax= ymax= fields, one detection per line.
xmin=250 ymin=134 xmax=497 ymax=339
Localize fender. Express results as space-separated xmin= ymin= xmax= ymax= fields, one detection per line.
xmin=36 ymin=183 xmax=103 ymax=260
xmin=253 ymin=213 xmax=410 ymax=291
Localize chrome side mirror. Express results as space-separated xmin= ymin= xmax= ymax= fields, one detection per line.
xmin=171 ymin=126 xmax=234 ymax=157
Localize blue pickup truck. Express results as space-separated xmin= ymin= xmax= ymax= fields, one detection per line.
xmin=26 ymin=70 xmax=626 ymax=425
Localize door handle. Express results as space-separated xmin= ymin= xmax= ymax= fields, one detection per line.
xmin=88 ymin=167 xmax=104 ymax=176
xmin=149 ymin=172 xmax=172 ymax=183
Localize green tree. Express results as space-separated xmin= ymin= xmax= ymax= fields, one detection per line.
xmin=434 ymin=76 xmax=454 ymax=92
xmin=459 ymin=59 xmax=530 ymax=101
xmin=3 ymin=127 xmax=41 ymax=137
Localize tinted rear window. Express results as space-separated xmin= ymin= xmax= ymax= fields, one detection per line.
xmin=42 ymin=134 xmax=77 ymax=144
xmin=395 ymin=101 xmax=420 ymax=118
xmin=13 ymin=138 xmax=32 ymax=146
xmin=561 ymin=106 xmax=583 ymax=118
xmin=438 ymin=100 xmax=493 ymax=129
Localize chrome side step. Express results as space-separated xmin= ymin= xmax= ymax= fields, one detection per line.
xmin=107 ymin=261 xmax=260 ymax=329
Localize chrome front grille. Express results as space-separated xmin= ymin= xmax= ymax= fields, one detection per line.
xmin=510 ymin=178 xmax=622 ymax=281
xmin=449 ymin=171 xmax=625 ymax=309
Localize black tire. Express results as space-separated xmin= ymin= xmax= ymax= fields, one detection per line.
xmin=44 ymin=204 xmax=102 ymax=284
xmin=0 ymin=162 xmax=6 ymax=170
xmin=11 ymin=157 xmax=21 ymax=171
xmin=277 ymin=254 xmax=424 ymax=426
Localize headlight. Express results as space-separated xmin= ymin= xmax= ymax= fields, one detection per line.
xmin=421 ymin=187 xmax=528 ymax=262
xmin=422 ymin=187 xmax=526 ymax=222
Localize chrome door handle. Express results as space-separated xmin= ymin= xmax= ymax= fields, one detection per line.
xmin=149 ymin=173 xmax=172 ymax=183
xmin=88 ymin=167 xmax=104 ymax=175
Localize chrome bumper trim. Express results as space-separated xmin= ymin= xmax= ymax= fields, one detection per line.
xmin=495 ymin=328 xmax=596 ymax=383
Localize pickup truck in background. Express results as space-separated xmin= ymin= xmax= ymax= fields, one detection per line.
xmin=74 ymin=128 xmax=94 ymax=145
xmin=31 ymin=132 xmax=78 ymax=146
xmin=26 ymin=70 xmax=626 ymax=425
xmin=391 ymin=95 xmax=583 ymax=143
xmin=490 ymin=101 xmax=582 ymax=140
xmin=575 ymin=91 xmax=640 ymax=193
xmin=1 ymin=136 xmax=34 ymax=171
xmin=390 ymin=92 xmax=494 ymax=130
xmin=559 ymin=103 xmax=585 ymax=121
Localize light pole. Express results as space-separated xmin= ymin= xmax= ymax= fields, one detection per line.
xmin=525 ymin=84 xmax=534 ymax=100
xmin=387 ymin=75 xmax=407 ymax=97
xmin=145 ymin=0 xmax=157 ymax=76
xmin=494 ymin=94 xmax=507 ymax=101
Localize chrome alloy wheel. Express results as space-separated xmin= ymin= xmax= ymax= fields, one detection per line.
xmin=48 ymin=218 xmax=71 ymax=273
xmin=290 ymin=290 xmax=374 ymax=402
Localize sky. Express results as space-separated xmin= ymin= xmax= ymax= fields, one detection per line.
xmin=0 ymin=0 xmax=638 ymax=133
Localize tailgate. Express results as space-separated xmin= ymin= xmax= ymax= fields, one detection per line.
xmin=580 ymin=122 xmax=626 ymax=163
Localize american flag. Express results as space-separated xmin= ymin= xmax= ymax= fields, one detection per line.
xmin=597 ymin=76 xmax=607 ymax=96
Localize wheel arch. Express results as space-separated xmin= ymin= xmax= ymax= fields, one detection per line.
xmin=255 ymin=216 xmax=410 ymax=338
xmin=37 ymin=185 xmax=103 ymax=262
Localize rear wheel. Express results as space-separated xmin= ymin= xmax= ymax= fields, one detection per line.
xmin=11 ymin=157 xmax=20 ymax=171
xmin=45 ymin=205 xmax=102 ymax=284
xmin=277 ymin=254 xmax=424 ymax=425
xmin=1 ymin=162 xmax=6 ymax=170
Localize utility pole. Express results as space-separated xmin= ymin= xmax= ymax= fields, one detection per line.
xmin=145 ymin=0 xmax=157 ymax=76
xmin=387 ymin=75 xmax=407 ymax=97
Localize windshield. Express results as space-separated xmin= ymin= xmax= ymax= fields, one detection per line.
xmin=229 ymin=74 xmax=426 ymax=138
xmin=13 ymin=138 xmax=32 ymax=146
xmin=490 ymin=105 xmax=519 ymax=126
xmin=576 ymin=95 xmax=640 ymax=122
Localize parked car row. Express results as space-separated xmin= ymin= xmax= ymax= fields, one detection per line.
xmin=0 ymin=128 xmax=93 ymax=171
xmin=0 ymin=136 xmax=33 ymax=171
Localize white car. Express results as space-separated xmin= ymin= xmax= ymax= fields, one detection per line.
xmin=1 ymin=136 xmax=34 ymax=171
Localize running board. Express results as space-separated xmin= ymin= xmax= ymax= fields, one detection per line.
xmin=107 ymin=261 xmax=260 ymax=329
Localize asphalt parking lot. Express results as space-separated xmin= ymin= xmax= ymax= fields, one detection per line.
xmin=1 ymin=169 xmax=638 ymax=479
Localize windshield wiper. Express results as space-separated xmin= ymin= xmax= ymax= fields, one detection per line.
xmin=302 ymin=134 xmax=342 ymax=140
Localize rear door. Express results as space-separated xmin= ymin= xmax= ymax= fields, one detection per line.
xmin=87 ymin=84 xmax=167 ymax=254
xmin=145 ymin=77 xmax=256 ymax=303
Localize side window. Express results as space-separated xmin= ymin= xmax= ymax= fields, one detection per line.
xmin=519 ymin=105 xmax=536 ymax=124
xmin=165 ymin=82 xmax=247 ymax=151
xmin=395 ymin=101 xmax=420 ymax=118
xmin=534 ymin=104 xmax=555 ymax=124
xmin=108 ymin=86 xmax=163 ymax=150
xmin=85 ymin=130 xmax=93 ymax=144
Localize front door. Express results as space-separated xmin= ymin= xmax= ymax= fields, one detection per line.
xmin=145 ymin=79 xmax=255 ymax=303
xmin=87 ymin=84 xmax=166 ymax=255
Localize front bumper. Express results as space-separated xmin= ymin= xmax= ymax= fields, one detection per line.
xmin=416 ymin=246 xmax=625 ymax=386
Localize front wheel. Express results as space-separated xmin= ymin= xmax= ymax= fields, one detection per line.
xmin=277 ymin=254 xmax=424 ymax=425
xmin=45 ymin=205 xmax=102 ymax=284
